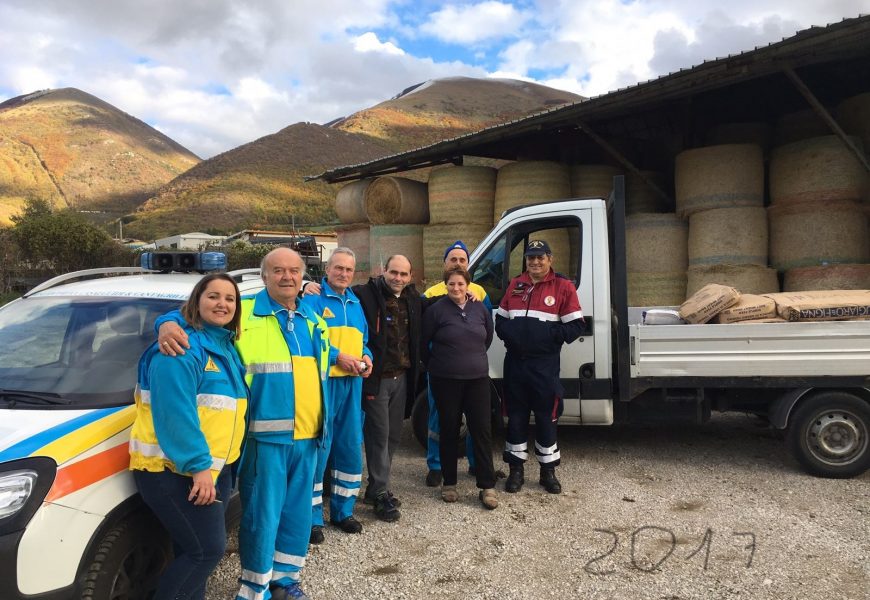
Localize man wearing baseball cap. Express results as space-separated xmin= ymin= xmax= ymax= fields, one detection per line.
xmin=422 ymin=241 xmax=492 ymax=487
xmin=495 ymin=239 xmax=584 ymax=494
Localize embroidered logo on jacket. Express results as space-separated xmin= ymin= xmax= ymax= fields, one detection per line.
xmin=204 ymin=356 xmax=221 ymax=373
xmin=322 ymin=307 xmax=335 ymax=319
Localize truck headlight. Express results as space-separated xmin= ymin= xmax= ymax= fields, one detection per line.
xmin=0 ymin=470 xmax=38 ymax=519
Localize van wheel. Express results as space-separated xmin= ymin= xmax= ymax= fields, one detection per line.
xmin=411 ymin=387 xmax=467 ymax=453
xmin=80 ymin=513 xmax=171 ymax=599
xmin=787 ymin=392 xmax=870 ymax=479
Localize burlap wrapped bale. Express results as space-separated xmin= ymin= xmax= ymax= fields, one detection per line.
xmin=688 ymin=206 xmax=767 ymax=267
xmin=784 ymin=264 xmax=870 ymax=292
xmin=494 ymin=161 xmax=570 ymax=222
xmin=428 ymin=166 xmax=496 ymax=225
xmin=336 ymin=224 xmax=371 ymax=285
xmin=569 ymin=164 xmax=622 ymax=200
xmin=335 ymin=180 xmax=371 ymax=224
xmin=686 ymin=264 xmax=780 ymax=297
xmin=628 ymin=272 xmax=687 ymax=307
xmin=626 ymin=170 xmax=670 ymax=214
xmin=773 ymin=109 xmax=829 ymax=146
xmin=675 ymin=144 xmax=764 ymax=218
xmin=626 ymin=213 xmax=687 ymax=273
xmin=770 ymin=135 xmax=869 ymax=206
xmin=768 ymin=200 xmax=869 ymax=271
xmin=838 ymin=93 xmax=870 ymax=156
xmin=364 ymin=176 xmax=429 ymax=224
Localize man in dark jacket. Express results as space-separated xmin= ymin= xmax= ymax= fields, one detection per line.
xmin=495 ymin=240 xmax=584 ymax=495
xmin=353 ymin=255 xmax=422 ymax=521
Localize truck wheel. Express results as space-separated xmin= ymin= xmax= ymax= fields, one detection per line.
xmin=411 ymin=388 xmax=468 ymax=453
xmin=786 ymin=392 xmax=870 ymax=478
xmin=80 ymin=512 xmax=171 ymax=599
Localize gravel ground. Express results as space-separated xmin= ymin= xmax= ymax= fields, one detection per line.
xmin=206 ymin=414 xmax=869 ymax=600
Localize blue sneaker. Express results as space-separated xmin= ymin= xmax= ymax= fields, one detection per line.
xmin=270 ymin=582 xmax=310 ymax=600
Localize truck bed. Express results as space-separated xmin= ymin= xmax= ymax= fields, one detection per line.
xmin=629 ymin=320 xmax=870 ymax=378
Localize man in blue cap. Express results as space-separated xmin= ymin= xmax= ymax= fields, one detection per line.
xmin=421 ymin=240 xmax=492 ymax=486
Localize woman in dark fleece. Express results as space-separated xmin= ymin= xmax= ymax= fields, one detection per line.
xmin=421 ymin=267 xmax=498 ymax=509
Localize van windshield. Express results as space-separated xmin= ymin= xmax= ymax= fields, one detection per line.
xmin=0 ymin=296 xmax=182 ymax=408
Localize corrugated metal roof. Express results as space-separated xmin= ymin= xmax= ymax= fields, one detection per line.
xmin=309 ymin=14 xmax=870 ymax=183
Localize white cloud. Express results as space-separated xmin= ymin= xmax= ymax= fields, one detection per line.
xmin=353 ymin=32 xmax=406 ymax=55
xmin=421 ymin=1 xmax=529 ymax=44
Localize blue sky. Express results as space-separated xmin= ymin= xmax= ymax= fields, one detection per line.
xmin=1 ymin=1 xmax=865 ymax=158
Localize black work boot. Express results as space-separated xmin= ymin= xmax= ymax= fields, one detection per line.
xmin=539 ymin=466 xmax=562 ymax=494
xmin=504 ymin=464 xmax=524 ymax=493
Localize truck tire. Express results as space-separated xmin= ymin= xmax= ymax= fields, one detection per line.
xmin=80 ymin=512 xmax=171 ymax=599
xmin=411 ymin=388 xmax=467 ymax=453
xmin=786 ymin=391 xmax=870 ymax=478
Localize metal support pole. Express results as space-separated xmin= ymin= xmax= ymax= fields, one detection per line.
xmin=783 ymin=66 xmax=870 ymax=173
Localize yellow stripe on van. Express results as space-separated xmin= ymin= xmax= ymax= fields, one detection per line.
xmin=36 ymin=406 xmax=136 ymax=466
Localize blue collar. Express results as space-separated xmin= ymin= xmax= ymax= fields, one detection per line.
xmin=321 ymin=278 xmax=360 ymax=304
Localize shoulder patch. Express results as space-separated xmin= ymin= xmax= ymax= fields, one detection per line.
xmin=322 ymin=307 xmax=335 ymax=319
xmin=204 ymin=356 xmax=221 ymax=373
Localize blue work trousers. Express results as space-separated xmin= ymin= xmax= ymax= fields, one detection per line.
xmin=133 ymin=466 xmax=232 ymax=600
xmin=312 ymin=376 xmax=363 ymax=525
xmin=236 ymin=438 xmax=317 ymax=599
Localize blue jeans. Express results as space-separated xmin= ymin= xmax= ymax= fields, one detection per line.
xmin=133 ymin=467 xmax=231 ymax=600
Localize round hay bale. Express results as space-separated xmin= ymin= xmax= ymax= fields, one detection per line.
xmin=706 ymin=122 xmax=772 ymax=153
xmin=784 ymin=264 xmax=870 ymax=291
xmin=427 ymin=166 xmax=496 ymax=225
xmin=627 ymin=272 xmax=687 ymax=307
xmin=774 ymin=109 xmax=829 ymax=146
xmin=688 ymin=206 xmax=767 ymax=267
xmin=494 ymin=161 xmax=570 ymax=222
xmin=364 ymin=177 xmax=430 ymax=224
xmin=508 ymin=227 xmax=578 ymax=279
xmin=626 ymin=213 xmax=687 ymax=272
xmin=336 ymin=224 xmax=371 ymax=284
xmin=686 ymin=264 xmax=780 ymax=297
xmin=423 ymin=223 xmax=492 ymax=287
xmin=768 ymin=200 xmax=869 ymax=271
xmin=569 ymin=165 xmax=622 ymax=199
xmin=626 ymin=170 xmax=671 ymax=214
xmin=674 ymin=144 xmax=764 ymax=218
xmin=369 ymin=224 xmax=425 ymax=284
xmin=335 ymin=180 xmax=371 ymax=224
xmin=770 ymin=135 xmax=869 ymax=205
xmin=837 ymin=92 xmax=870 ymax=153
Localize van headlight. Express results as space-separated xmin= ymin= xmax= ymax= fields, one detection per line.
xmin=0 ymin=470 xmax=38 ymax=519
xmin=0 ymin=457 xmax=56 ymax=535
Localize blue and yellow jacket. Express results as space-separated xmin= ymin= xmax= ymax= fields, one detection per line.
xmin=423 ymin=280 xmax=493 ymax=310
xmin=235 ymin=289 xmax=331 ymax=443
xmin=302 ymin=278 xmax=372 ymax=377
xmin=129 ymin=323 xmax=248 ymax=480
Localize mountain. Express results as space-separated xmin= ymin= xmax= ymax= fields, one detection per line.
xmin=125 ymin=77 xmax=582 ymax=239
xmin=128 ymin=123 xmax=394 ymax=240
xmin=0 ymin=88 xmax=199 ymax=225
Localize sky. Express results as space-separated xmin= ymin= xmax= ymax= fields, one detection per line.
xmin=1 ymin=1 xmax=866 ymax=159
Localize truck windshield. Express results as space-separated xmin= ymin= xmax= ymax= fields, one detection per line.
xmin=0 ymin=296 xmax=182 ymax=408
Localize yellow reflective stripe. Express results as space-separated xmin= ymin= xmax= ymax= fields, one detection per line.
xmin=196 ymin=393 xmax=237 ymax=411
xmin=247 ymin=362 xmax=293 ymax=375
xmin=249 ymin=419 xmax=295 ymax=432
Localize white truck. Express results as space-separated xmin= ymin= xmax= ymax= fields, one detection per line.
xmin=413 ymin=178 xmax=870 ymax=479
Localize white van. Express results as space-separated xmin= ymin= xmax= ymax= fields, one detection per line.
xmin=0 ymin=256 xmax=263 ymax=599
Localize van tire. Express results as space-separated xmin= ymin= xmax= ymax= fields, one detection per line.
xmin=80 ymin=512 xmax=171 ymax=599
xmin=787 ymin=391 xmax=870 ymax=478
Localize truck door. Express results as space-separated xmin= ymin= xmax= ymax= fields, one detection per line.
xmin=469 ymin=211 xmax=596 ymax=422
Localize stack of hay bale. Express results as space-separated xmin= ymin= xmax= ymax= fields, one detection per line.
xmin=334 ymin=175 xmax=429 ymax=285
xmin=675 ymin=143 xmax=779 ymax=298
xmin=769 ymin=104 xmax=870 ymax=292
xmin=423 ymin=165 xmax=496 ymax=286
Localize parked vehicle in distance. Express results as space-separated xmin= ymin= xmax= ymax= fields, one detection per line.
xmin=0 ymin=252 xmax=263 ymax=599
